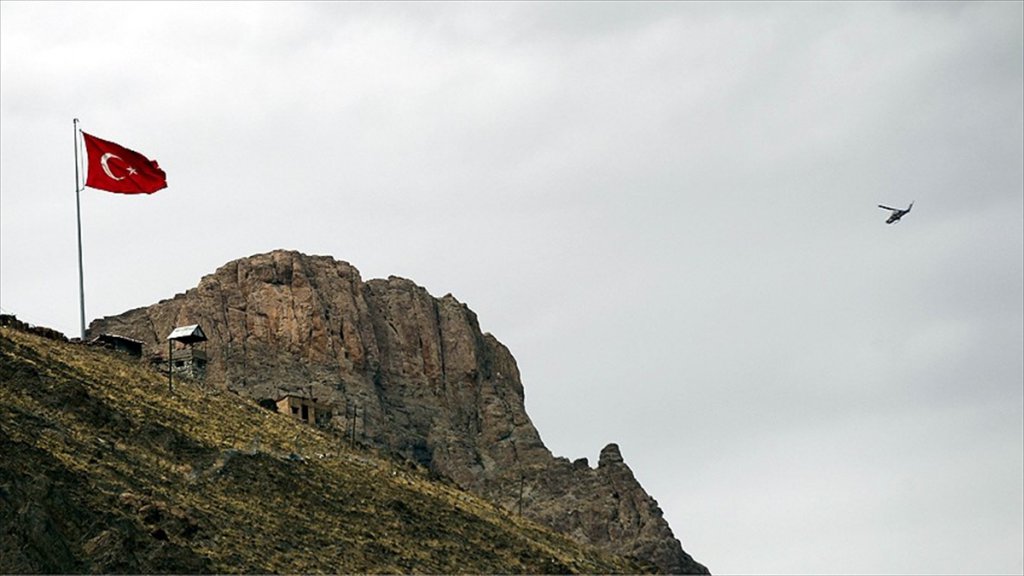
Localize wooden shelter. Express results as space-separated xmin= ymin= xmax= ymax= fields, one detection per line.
xmin=166 ymin=324 xmax=208 ymax=379
xmin=88 ymin=333 xmax=144 ymax=358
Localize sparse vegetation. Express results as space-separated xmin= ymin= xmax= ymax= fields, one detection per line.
xmin=1 ymin=325 xmax=646 ymax=574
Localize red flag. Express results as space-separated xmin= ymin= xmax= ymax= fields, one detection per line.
xmin=82 ymin=132 xmax=167 ymax=194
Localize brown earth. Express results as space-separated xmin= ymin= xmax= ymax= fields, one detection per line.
xmin=1 ymin=323 xmax=649 ymax=574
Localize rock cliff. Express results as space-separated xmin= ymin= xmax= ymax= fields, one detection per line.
xmin=89 ymin=250 xmax=707 ymax=574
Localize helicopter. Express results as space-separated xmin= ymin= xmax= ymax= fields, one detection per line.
xmin=878 ymin=201 xmax=913 ymax=224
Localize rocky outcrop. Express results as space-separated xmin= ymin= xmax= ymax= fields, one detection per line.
xmin=89 ymin=250 xmax=707 ymax=573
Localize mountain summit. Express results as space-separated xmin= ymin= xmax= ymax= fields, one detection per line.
xmin=89 ymin=249 xmax=707 ymax=573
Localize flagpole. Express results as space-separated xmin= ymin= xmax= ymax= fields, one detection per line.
xmin=74 ymin=118 xmax=86 ymax=340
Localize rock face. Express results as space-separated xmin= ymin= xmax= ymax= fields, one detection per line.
xmin=89 ymin=250 xmax=707 ymax=574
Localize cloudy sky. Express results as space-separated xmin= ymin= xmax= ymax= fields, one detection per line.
xmin=2 ymin=2 xmax=1022 ymax=574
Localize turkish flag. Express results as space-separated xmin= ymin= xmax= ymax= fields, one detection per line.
xmin=82 ymin=132 xmax=167 ymax=194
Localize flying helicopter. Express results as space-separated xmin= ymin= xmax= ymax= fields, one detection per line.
xmin=878 ymin=202 xmax=913 ymax=224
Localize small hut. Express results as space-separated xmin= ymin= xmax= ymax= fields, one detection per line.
xmin=166 ymin=324 xmax=208 ymax=379
xmin=275 ymin=393 xmax=327 ymax=426
xmin=89 ymin=334 xmax=144 ymax=358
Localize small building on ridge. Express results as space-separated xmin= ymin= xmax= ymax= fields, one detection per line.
xmin=166 ymin=324 xmax=208 ymax=379
xmin=275 ymin=393 xmax=327 ymax=426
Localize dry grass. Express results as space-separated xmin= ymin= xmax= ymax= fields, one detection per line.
xmin=1 ymin=326 xmax=645 ymax=574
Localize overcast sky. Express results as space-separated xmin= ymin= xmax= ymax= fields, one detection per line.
xmin=2 ymin=2 xmax=1022 ymax=574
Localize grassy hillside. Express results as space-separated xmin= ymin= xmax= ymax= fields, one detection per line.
xmin=0 ymin=324 xmax=647 ymax=574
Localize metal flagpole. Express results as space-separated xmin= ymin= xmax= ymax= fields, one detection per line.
xmin=73 ymin=118 xmax=86 ymax=340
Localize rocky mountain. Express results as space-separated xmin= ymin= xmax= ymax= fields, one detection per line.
xmin=1 ymin=321 xmax=645 ymax=574
xmin=88 ymin=249 xmax=708 ymax=574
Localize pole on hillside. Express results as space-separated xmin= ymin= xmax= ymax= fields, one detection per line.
xmin=168 ymin=339 xmax=173 ymax=393
xmin=73 ymin=118 xmax=86 ymax=340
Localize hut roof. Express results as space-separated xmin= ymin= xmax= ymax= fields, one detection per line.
xmin=92 ymin=333 xmax=145 ymax=346
xmin=275 ymin=393 xmax=320 ymax=404
xmin=167 ymin=324 xmax=207 ymax=344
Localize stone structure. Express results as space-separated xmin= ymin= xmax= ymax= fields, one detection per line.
xmin=89 ymin=250 xmax=707 ymax=574
xmin=275 ymin=393 xmax=327 ymax=426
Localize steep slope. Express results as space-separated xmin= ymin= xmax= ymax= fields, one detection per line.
xmin=88 ymin=249 xmax=708 ymax=573
xmin=0 ymin=323 xmax=647 ymax=574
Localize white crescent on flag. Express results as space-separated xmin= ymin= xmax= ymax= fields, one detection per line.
xmin=99 ymin=153 xmax=127 ymax=181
